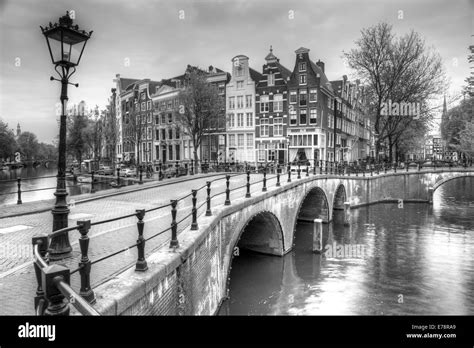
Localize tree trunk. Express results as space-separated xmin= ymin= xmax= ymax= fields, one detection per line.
xmin=388 ymin=136 xmax=393 ymax=163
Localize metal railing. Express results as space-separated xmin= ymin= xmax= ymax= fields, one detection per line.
xmin=30 ymin=161 xmax=472 ymax=315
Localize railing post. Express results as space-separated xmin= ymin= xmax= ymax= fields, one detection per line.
xmin=370 ymin=166 xmax=373 ymax=176
xmin=355 ymin=167 xmax=358 ymax=177
xmin=363 ymin=167 xmax=365 ymax=177
xmin=325 ymin=161 xmax=328 ymax=174
xmin=262 ymin=167 xmax=267 ymax=192
xmin=116 ymin=167 xmax=121 ymax=187
xmin=139 ymin=166 xmax=143 ymax=184
xmin=406 ymin=164 xmax=409 ymax=172
xmin=33 ymin=236 xmax=48 ymax=314
xmin=42 ymin=264 xmax=70 ymax=316
xmin=246 ymin=170 xmax=251 ymax=197
xmin=191 ymin=190 xmax=198 ymax=230
xmin=17 ymin=178 xmax=22 ymax=204
xmin=91 ymin=170 xmax=96 ymax=193
xmin=297 ymin=164 xmax=301 ymax=179
xmin=276 ymin=165 xmax=281 ymax=187
xmin=134 ymin=209 xmax=148 ymax=272
xmin=175 ymin=161 xmax=179 ymax=177
xmin=190 ymin=159 xmax=194 ymax=175
xmin=329 ymin=162 xmax=333 ymax=175
xmin=320 ymin=160 xmax=323 ymax=175
xmin=206 ymin=181 xmax=212 ymax=216
xmin=225 ymin=175 xmax=231 ymax=205
xmin=169 ymin=200 xmax=179 ymax=249
xmin=287 ymin=164 xmax=292 ymax=183
xmin=313 ymin=160 xmax=316 ymax=175
xmin=306 ymin=164 xmax=310 ymax=177
xmin=384 ymin=164 xmax=387 ymax=174
xmin=77 ymin=220 xmax=96 ymax=303
xmin=394 ymin=164 xmax=397 ymax=173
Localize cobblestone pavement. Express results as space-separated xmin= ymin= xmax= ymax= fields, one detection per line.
xmin=0 ymin=171 xmax=275 ymax=315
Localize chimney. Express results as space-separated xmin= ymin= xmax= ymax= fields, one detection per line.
xmin=316 ymin=60 xmax=325 ymax=73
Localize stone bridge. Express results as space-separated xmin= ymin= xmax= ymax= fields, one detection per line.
xmin=92 ymin=168 xmax=474 ymax=316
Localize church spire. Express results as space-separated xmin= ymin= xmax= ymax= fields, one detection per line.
xmin=16 ymin=123 xmax=21 ymax=137
xmin=442 ymin=95 xmax=448 ymax=122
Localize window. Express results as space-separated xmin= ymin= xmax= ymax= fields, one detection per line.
xmin=228 ymin=113 xmax=235 ymax=128
xmin=147 ymin=113 xmax=151 ymax=123
xmin=260 ymin=118 xmax=269 ymax=136
xmin=161 ymin=114 xmax=166 ymax=124
xmin=237 ymin=96 xmax=243 ymax=108
xmin=147 ymin=127 xmax=152 ymax=140
xmin=274 ymin=118 xmax=283 ymax=136
xmin=299 ymin=62 xmax=306 ymax=71
xmin=218 ymin=83 xmax=225 ymax=95
xmin=237 ymin=113 xmax=244 ymax=127
xmin=260 ymin=95 xmax=269 ymax=113
xmin=176 ymin=127 xmax=180 ymax=139
xmin=310 ymin=89 xmax=317 ymax=102
xmin=246 ymin=133 xmax=253 ymax=148
xmin=168 ymin=128 xmax=173 ymax=139
xmin=236 ymin=67 xmax=243 ymax=77
xmin=161 ymin=129 xmax=166 ymax=140
xmin=246 ymin=113 xmax=253 ymax=127
xmin=299 ymin=90 xmax=307 ymax=106
xmin=237 ymin=81 xmax=244 ymax=89
xmin=299 ymin=74 xmax=307 ymax=85
xmin=238 ymin=134 xmax=244 ymax=148
xmin=168 ymin=113 xmax=173 ymax=123
xmin=257 ymin=144 xmax=265 ymax=162
xmin=290 ymin=109 xmax=297 ymax=125
xmin=229 ymin=97 xmax=235 ymax=109
xmin=273 ymin=94 xmax=283 ymax=112
xmin=229 ymin=134 xmax=236 ymax=147
xmin=299 ymin=109 xmax=307 ymax=125
xmin=268 ymin=73 xmax=275 ymax=86
xmin=147 ymin=101 xmax=151 ymax=110
xmin=290 ymin=91 xmax=297 ymax=104
xmin=313 ymin=135 xmax=318 ymax=146
xmin=310 ymin=108 xmax=317 ymax=124
xmin=245 ymin=95 xmax=252 ymax=108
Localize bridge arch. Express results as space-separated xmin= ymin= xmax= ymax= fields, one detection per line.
xmin=432 ymin=174 xmax=474 ymax=194
xmin=295 ymin=186 xmax=330 ymax=225
xmin=223 ymin=211 xmax=285 ymax=301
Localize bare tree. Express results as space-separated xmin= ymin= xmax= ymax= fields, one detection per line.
xmin=178 ymin=69 xmax=224 ymax=173
xmin=345 ymin=22 xmax=446 ymax=161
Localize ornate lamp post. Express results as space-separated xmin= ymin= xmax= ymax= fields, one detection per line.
xmin=41 ymin=12 xmax=92 ymax=259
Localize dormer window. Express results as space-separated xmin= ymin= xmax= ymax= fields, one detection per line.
xmin=299 ymin=62 xmax=306 ymax=72
xmin=237 ymin=81 xmax=244 ymax=89
xmin=268 ymin=73 xmax=275 ymax=86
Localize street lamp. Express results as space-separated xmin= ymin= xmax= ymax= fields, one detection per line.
xmin=41 ymin=12 xmax=93 ymax=259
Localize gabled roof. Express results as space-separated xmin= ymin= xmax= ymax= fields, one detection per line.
xmin=118 ymin=77 xmax=140 ymax=91
xmin=249 ymin=67 xmax=263 ymax=83
xmin=276 ymin=62 xmax=292 ymax=81
xmin=309 ymin=61 xmax=333 ymax=93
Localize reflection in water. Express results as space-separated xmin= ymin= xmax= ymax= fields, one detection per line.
xmin=219 ymin=177 xmax=474 ymax=315
xmin=0 ymin=167 xmax=133 ymax=205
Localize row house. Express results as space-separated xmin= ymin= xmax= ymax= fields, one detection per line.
xmin=225 ymin=55 xmax=262 ymax=163
xmin=200 ymin=66 xmax=229 ymax=162
xmin=255 ymin=47 xmax=292 ymax=164
xmin=113 ymin=74 xmax=140 ymax=163
xmin=331 ymin=76 xmax=371 ymax=162
xmin=286 ymin=47 xmax=334 ymax=165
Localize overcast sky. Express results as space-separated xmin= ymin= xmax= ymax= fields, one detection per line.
xmin=0 ymin=0 xmax=471 ymax=143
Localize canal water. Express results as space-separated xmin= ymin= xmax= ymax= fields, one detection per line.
xmin=0 ymin=166 xmax=134 ymax=206
xmin=219 ymin=177 xmax=474 ymax=315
